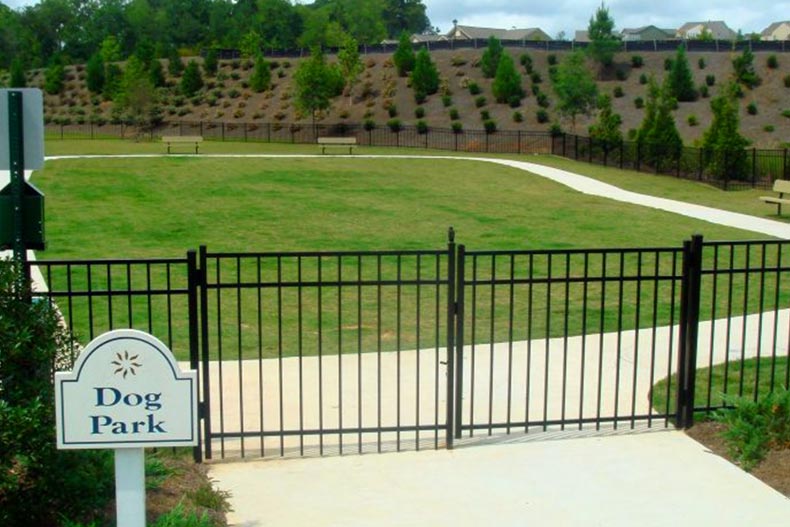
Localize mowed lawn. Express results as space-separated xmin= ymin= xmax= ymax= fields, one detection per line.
xmin=34 ymin=154 xmax=761 ymax=259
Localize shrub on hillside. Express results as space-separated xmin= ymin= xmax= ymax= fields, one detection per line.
xmin=631 ymin=55 xmax=644 ymax=68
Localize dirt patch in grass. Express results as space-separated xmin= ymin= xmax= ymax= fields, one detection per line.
xmin=686 ymin=421 xmax=790 ymax=497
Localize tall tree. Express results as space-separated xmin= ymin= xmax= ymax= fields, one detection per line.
xmin=552 ymin=51 xmax=598 ymax=131
xmin=410 ymin=46 xmax=439 ymax=100
xmin=588 ymin=94 xmax=622 ymax=152
xmin=586 ymin=2 xmax=620 ymax=73
xmin=116 ymin=55 xmax=157 ymax=131
xmin=638 ymin=78 xmax=682 ymax=166
xmin=203 ymin=48 xmax=219 ymax=77
xmin=702 ymin=84 xmax=750 ymax=181
xmin=180 ymin=59 xmax=204 ymax=97
xmin=492 ymin=53 xmax=524 ymax=104
xmin=383 ymin=0 xmax=430 ymax=38
xmin=44 ymin=56 xmax=65 ymax=95
xmin=732 ymin=48 xmax=761 ymax=89
xmin=392 ymin=31 xmax=415 ymax=77
xmin=9 ymin=58 xmax=26 ymax=88
xmin=249 ymin=54 xmax=271 ymax=93
xmin=480 ymin=35 xmax=503 ymax=79
xmin=666 ymin=44 xmax=697 ymax=102
xmin=294 ymin=47 xmax=343 ymax=132
xmin=337 ymin=34 xmax=364 ymax=102
xmin=86 ymin=52 xmax=105 ymax=93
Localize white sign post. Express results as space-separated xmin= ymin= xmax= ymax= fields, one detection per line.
xmin=55 ymin=329 xmax=198 ymax=527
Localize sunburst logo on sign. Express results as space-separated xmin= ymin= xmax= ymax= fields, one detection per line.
xmin=111 ymin=351 xmax=142 ymax=378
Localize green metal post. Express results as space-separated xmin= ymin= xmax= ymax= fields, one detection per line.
xmin=7 ymin=90 xmax=29 ymax=289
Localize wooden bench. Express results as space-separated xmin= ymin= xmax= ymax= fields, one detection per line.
xmin=317 ymin=137 xmax=357 ymax=155
xmin=759 ymin=179 xmax=790 ymax=215
xmin=162 ymin=136 xmax=203 ymax=154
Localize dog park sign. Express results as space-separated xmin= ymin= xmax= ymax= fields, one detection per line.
xmin=56 ymin=329 xmax=198 ymax=527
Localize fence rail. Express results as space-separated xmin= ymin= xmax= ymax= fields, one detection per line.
xmin=47 ymin=121 xmax=789 ymax=189
xmin=27 ymin=235 xmax=790 ymax=461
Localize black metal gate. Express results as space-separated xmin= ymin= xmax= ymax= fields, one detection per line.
xmin=30 ymin=235 xmax=790 ymax=462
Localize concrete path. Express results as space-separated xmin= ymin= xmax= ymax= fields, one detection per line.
xmin=7 ymin=155 xmax=790 ymax=524
xmin=211 ymin=430 xmax=790 ymax=527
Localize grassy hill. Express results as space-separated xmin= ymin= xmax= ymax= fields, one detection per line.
xmin=9 ymin=47 xmax=790 ymax=148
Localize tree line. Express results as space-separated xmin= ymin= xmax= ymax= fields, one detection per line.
xmin=0 ymin=0 xmax=430 ymax=70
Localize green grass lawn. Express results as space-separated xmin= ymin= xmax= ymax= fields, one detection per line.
xmin=652 ymin=356 xmax=790 ymax=421
xmin=32 ymin=139 xmax=785 ymax=360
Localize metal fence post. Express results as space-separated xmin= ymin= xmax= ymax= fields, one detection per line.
xmin=198 ymin=245 xmax=213 ymax=459
xmin=187 ymin=249 xmax=202 ymax=463
xmin=445 ymin=228 xmax=457 ymax=449
xmin=454 ymin=243 xmax=465 ymax=440
xmin=676 ymin=234 xmax=703 ymax=429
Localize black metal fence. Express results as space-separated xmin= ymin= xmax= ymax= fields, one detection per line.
xmin=28 ymin=235 xmax=790 ymax=460
xmin=46 ymin=121 xmax=789 ymax=189
xmin=205 ymin=38 xmax=790 ymax=60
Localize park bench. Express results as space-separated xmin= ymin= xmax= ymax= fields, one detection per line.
xmin=317 ymin=137 xmax=357 ymax=155
xmin=759 ymin=179 xmax=790 ymax=215
xmin=162 ymin=135 xmax=203 ymax=154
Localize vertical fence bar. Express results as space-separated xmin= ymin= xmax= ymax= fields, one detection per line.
xmin=187 ymin=249 xmax=202 ymax=463
xmin=198 ymin=246 xmax=212 ymax=460
xmin=446 ymin=231 xmax=457 ymax=447
xmin=676 ymin=235 xmax=703 ymax=428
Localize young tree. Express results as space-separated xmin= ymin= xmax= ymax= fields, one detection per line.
xmin=588 ymin=94 xmax=622 ymax=152
xmin=410 ymin=47 xmax=439 ymax=101
xmin=180 ymin=59 xmax=203 ymax=97
xmin=167 ymin=46 xmax=183 ymax=77
xmin=480 ymin=35 xmax=504 ymax=79
xmin=117 ymin=56 xmax=157 ymax=130
xmin=249 ymin=54 xmax=271 ymax=93
xmin=392 ymin=31 xmax=415 ymax=77
xmin=638 ymin=78 xmax=683 ymax=166
xmin=86 ymin=52 xmax=105 ymax=93
xmin=240 ymin=30 xmax=263 ymax=58
xmin=702 ymin=84 xmax=750 ymax=181
xmin=338 ymin=34 xmax=364 ymax=101
xmin=492 ymin=53 xmax=524 ymax=104
xmin=103 ymin=63 xmax=123 ymax=101
xmin=294 ymin=47 xmax=343 ymax=131
xmin=733 ymin=48 xmax=761 ymax=89
xmin=44 ymin=57 xmax=65 ymax=95
xmin=9 ymin=58 xmax=25 ymax=88
xmin=586 ymin=2 xmax=620 ymax=74
xmin=203 ymin=48 xmax=219 ymax=77
xmin=149 ymin=59 xmax=166 ymax=88
xmin=666 ymin=44 xmax=697 ymax=102
xmin=100 ymin=35 xmax=121 ymax=64
xmin=552 ymin=51 xmax=598 ymax=131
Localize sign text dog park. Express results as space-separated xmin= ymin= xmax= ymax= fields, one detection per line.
xmin=55 ymin=329 xmax=198 ymax=527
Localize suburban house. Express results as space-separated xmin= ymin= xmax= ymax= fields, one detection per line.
xmin=446 ymin=23 xmax=551 ymax=41
xmin=761 ymin=21 xmax=790 ymax=41
xmin=574 ymin=30 xmax=590 ymax=42
xmin=676 ymin=21 xmax=737 ymax=40
xmin=620 ymin=25 xmax=675 ymax=41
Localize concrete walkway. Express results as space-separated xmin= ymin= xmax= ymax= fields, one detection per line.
xmin=7 ymin=155 xmax=790 ymax=524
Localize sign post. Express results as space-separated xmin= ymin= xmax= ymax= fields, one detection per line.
xmin=55 ymin=329 xmax=198 ymax=527
xmin=1 ymin=88 xmax=45 ymax=289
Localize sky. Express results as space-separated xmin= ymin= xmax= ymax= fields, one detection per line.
xmin=2 ymin=0 xmax=788 ymax=38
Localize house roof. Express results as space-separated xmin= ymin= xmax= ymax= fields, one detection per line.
xmin=761 ymin=21 xmax=790 ymax=37
xmin=447 ymin=24 xmax=549 ymax=41
xmin=621 ymin=25 xmax=674 ymax=37
xmin=677 ymin=21 xmax=736 ymax=40
xmin=574 ymin=30 xmax=590 ymax=42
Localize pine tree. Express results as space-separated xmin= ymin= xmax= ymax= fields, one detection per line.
xmin=203 ymin=48 xmax=219 ymax=77
xmin=167 ymin=47 xmax=184 ymax=77
xmin=103 ymin=63 xmax=123 ymax=101
xmin=492 ymin=53 xmax=524 ymax=104
xmin=702 ymin=84 xmax=750 ymax=181
xmin=393 ymin=31 xmax=415 ymax=77
xmin=588 ymin=94 xmax=622 ymax=152
xmin=180 ymin=60 xmax=203 ymax=97
xmin=481 ymin=35 xmax=504 ymax=79
xmin=86 ymin=53 xmax=105 ymax=93
xmin=44 ymin=57 xmax=65 ymax=95
xmin=637 ymin=78 xmax=683 ymax=167
xmin=552 ymin=51 xmax=598 ymax=131
xmin=149 ymin=60 xmax=166 ymax=88
xmin=410 ymin=47 xmax=439 ymax=100
xmin=249 ymin=54 xmax=271 ymax=93
xmin=587 ymin=2 xmax=620 ymax=73
xmin=667 ymin=44 xmax=697 ymax=102
xmin=733 ymin=48 xmax=761 ymax=89
xmin=9 ymin=59 xmax=26 ymax=88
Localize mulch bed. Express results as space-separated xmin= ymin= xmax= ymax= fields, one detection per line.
xmin=685 ymin=421 xmax=790 ymax=497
